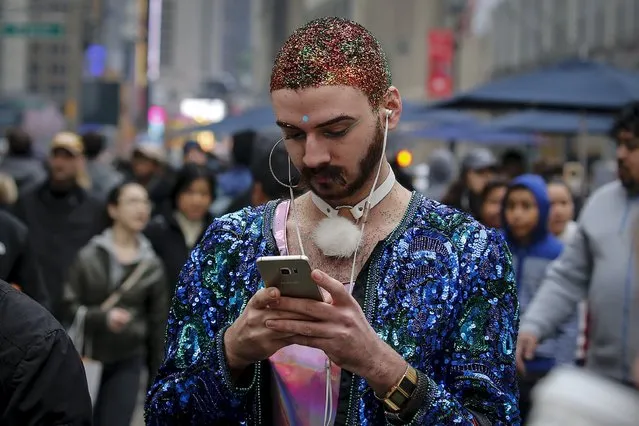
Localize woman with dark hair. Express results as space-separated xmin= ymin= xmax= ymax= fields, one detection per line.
xmin=479 ymin=179 xmax=509 ymax=229
xmin=61 ymin=181 xmax=168 ymax=426
xmin=441 ymin=148 xmax=498 ymax=218
xmin=145 ymin=164 xmax=216 ymax=293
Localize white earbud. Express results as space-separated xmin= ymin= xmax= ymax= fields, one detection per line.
xmin=385 ymin=109 xmax=392 ymax=118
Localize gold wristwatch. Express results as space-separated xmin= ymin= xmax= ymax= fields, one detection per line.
xmin=374 ymin=365 xmax=418 ymax=412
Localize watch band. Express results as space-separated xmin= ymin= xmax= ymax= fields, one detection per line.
xmin=374 ymin=364 xmax=419 ymax=412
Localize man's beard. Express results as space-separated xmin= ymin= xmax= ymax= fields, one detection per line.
xmin=302 ymin=121 xmax=384 ymax=202
xmin=618 ymin=160 xmax=639 ymax=194
xmin=48 ymin=173 xmax=77 ymax=193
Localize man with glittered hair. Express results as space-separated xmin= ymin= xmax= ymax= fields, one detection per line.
xmin=146 ymin=17 xmax=519 ymax=425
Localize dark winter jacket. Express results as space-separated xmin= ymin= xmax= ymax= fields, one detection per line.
xmin=145 ymin=211 xmax=214 ymax=294
xmin=0 ymin=280 xmax=92 ymax=425
xmin=12 ymin=182 xmax=103 ymax=319
xmin=0 ymin=210 xmax=50 ymax=310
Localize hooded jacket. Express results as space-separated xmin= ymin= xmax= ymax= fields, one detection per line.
xmin=503 ymin=174 xmax=578 ymax=369
xmin=61 ymin=229 xmax=168 ymax=380
xmin=520 ymin=180 xmax=639 ymax=383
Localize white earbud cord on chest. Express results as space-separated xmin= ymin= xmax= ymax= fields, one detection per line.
xmin=286 ymin=111 xmax=391 ymax=426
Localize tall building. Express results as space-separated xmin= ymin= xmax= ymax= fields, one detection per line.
xmin=489 ymin=0 xmax=639 ymax=77
xmin=253 ymin=0 xmax=454 ymax=101
xmin=0 ymin=0 xmax=92 ymax=111
xmin=222 ymin=0 xmax=253 ymax=82
xmin=156 ymin=0 xmax=253 ymax=113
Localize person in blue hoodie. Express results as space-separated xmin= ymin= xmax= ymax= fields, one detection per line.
xmin=502 ymin=174 xmax=579 ymax=422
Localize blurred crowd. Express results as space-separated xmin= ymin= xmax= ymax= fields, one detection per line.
xmin=0 ymin=126 xmax=305 ymax=425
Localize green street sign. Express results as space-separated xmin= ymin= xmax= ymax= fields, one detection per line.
xmin=0 ymin=22 xmax=65 ymax=38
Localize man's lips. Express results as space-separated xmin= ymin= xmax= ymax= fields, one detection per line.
xmin=312 ymin=175 xmax=332 ymax=184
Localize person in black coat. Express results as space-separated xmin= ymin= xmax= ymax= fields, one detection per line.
xmin=0 ymin=279 xmax=92 ymax=425
xmin=145 ymin=164 xmax=216 ymax=294
xmin=0 ymin=209 xmax=50 ymax=310
xmin=12 ymin=133 xmax=104 ymax=320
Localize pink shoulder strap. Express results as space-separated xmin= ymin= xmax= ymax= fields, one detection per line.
xmin=273 ymin=201 xmax=290 ymax=256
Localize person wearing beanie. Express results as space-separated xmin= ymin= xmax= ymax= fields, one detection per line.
xmin=441 ymin=148 xmax=498 ymax=219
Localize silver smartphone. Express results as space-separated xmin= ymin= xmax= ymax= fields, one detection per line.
xmin=256 ymin=255 xmax=324 ymax=301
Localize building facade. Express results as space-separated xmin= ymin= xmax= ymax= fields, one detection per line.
xmin=0 ymin=0 xmax=88 ymax=111
xmin=252 ymin=0 xmax=466 ymax=101
xmin=154 ymin=0 xmax=253 ymax=115
xmin=489 ymin=0 xmax=639 ymax=77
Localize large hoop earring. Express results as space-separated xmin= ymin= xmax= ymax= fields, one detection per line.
xmin=269 ymin=137 xmax=300 ymax=189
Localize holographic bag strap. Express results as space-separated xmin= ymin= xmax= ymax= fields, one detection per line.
xmin=272 ymin=201 xmax=290 ymax=256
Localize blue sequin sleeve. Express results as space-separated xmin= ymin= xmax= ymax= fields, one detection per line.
xmin=144 ymin=211 xmax=265 ymax=424
xmin=408 ymin=227 xmax=520 ymax=425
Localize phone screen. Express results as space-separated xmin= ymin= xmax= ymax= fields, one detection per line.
xmin=256 ymin=256 xmax=324 ymax=301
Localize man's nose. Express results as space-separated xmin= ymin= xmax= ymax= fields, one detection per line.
xmin=617 ymin=143 xmax=630 ymax=160
xmin=302 ymin=134 xmax=331 ymax=169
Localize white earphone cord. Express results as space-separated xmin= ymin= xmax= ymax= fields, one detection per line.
xmin=348 ymin=111 xmax=390 ymax=289
xmin=285 ymin=111 xmax=391 ymax=426
xmin=287 ymin=159 xmax=306 ymax=258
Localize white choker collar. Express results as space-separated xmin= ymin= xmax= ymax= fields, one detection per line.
xmin=310 ymin=167 xmax=395 ymax=220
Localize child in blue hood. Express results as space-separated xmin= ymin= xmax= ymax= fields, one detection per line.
xmin=502 ymin=174 xmax=579 ymax=421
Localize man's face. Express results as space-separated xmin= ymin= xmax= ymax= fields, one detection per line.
xmin=184 ymin=149 xmax=208 ymax=166
xmin=271 ymin=85 xmax=400 ymax=202
xmin=616 ymin=130 xmax=639 ymax=193
xmin=131 ymin=153 xmax=158 ymax=181
xmin=48 ymin=148 xmax=80 ymax=183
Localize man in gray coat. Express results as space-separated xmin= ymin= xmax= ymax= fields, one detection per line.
xmin=517 ymin=102 xmax=639 ymax=387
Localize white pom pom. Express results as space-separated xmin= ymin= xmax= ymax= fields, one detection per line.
xmin=313 ymin=216 xmax=362 ymax=258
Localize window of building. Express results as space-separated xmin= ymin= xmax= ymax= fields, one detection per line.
xmin=624 ymin=0 xmax=637 ymax=40
xmin=28 ymin=80 xmax=39 ymax=92
xmin=29 ymin=62 xmax=39 ymax=75
xmin=52 ymin=3 xmax=67 ymax=12
xmin=50 ymin=63 xmax=66 ymax=75
xmin=28 ymin=59 xmax=40 ymax=92
xmin=49 ymin=84 xmax=66 ymax=95
xmin=550 ymin=0 xmax=568 ymax=55
xmin=576 ymin=1 xmax=586 ymax=44
xmin=517 ymin=0 xmax=539 ymax=65
xmin=491 ymin=4 xmax=508 ymax=70
xmin=591 ymin=1 xmax=606 ymax=47
xmin=160 ymin=0 xmax=175 ymax=68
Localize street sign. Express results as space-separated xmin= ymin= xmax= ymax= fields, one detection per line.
xmin=0 ymin=22 xmax=65 ymax=38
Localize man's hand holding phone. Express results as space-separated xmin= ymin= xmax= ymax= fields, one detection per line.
xmin=224 ymin=286 xmax=315 ymax=374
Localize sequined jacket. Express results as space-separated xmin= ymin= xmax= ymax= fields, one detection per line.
xmin=145 ymin=194 xmax=520 ymax=425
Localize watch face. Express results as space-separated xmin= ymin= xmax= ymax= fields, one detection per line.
xmin=389 ymin=391 xmax=408 ymax=408
xmin=400 ymin=376 xmax=417 ymax=394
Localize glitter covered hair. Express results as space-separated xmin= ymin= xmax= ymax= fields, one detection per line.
xmin=270 ymin=17 xmax=392 ymax=107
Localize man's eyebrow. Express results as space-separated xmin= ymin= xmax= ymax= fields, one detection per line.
xmin=275 ymin=115 xmax=356 ymax=130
